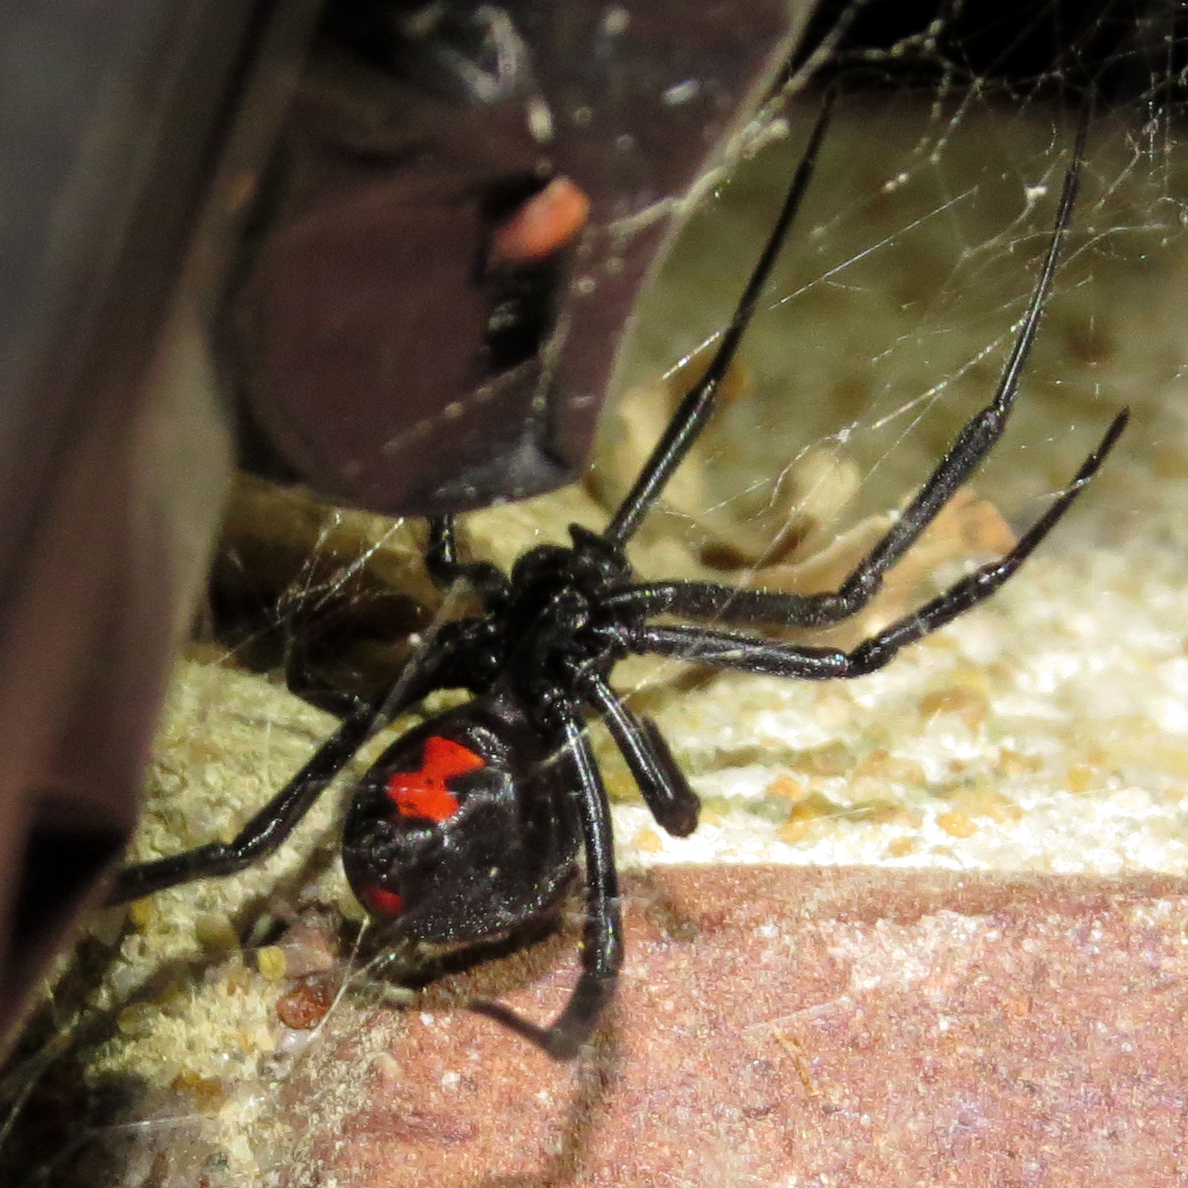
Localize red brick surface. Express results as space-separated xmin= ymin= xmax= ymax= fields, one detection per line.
xmin=271 ymin=867 xmax=1188 ymax=1187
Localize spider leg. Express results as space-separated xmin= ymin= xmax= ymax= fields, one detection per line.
xmin=604 ymin=92 xmax=836 ymax=546
xmin=426 ymin=515 xmax=509 ymax=607
xmin=282 ymin=657 xmax=371 ymax=721
xmin=583 ymin=675 xmax=699 ymax=837
xmin=610 ymin=124 xmax=1090 ymax=633
xmin=631 ymin=410 xmax=1127 ymax=680
xmin=107 ymin=630 xmax=472 ymax=904
xmin=473 ymin=702 xmax=622 ymax=1060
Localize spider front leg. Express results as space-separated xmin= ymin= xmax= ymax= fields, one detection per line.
xmin=608 ymin=124 xmax=1091 ymax=636
xmin=473 ymin=701 xmax=622 ymax=1060
xmin=108 ymin=627 xmax=475 ymax=904
xmin=632 ymin=409 xmax=1128 ymax=681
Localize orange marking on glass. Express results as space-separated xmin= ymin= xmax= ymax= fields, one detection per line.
xmin=362 ymin=885 xmax=404 ymax=917
xmin=491 ymin=176 xmax=591 ymax=264
xmin=386 ymin=735 xmax=485 ymax=823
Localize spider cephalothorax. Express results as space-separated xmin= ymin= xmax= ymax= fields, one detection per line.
xmin=497 ymin=527 xmax=638 ymax=700
xmin=111 ymin=103 xmax=1126 ymax=1059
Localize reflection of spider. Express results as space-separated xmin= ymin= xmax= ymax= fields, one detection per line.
xmin=110 ymin=107 xmax=1127 ymax=1059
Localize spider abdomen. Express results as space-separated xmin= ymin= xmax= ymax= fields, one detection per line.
xmin=342 ymin=691 xmax=580 ymax=943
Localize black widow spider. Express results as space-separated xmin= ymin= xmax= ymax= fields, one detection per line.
xmin=110 ymin=103 xmax=1128 ymax=1059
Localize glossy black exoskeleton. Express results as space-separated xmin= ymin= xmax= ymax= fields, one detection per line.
xmin=110 ymin=103 xmax=1127 ymax=1058
xmin=341 ymin=694 xmax=582 ymax=944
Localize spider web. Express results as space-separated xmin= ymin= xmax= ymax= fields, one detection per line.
xmin=4 ymin=3 xmax=1188 ymax=1185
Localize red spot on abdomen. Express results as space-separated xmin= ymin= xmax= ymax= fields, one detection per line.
xmin=360 ymin=884 xmax=404 ymax=917
xmin=386 ymin=735 xmax=485 ymax=823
